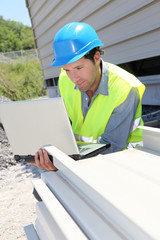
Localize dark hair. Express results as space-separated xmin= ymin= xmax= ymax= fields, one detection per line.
xmin=84 ymin=47 xmax=104 ymax=63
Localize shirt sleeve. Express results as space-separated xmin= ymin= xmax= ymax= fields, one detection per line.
xmin=100 ymin=87 xmax=140 ymax=153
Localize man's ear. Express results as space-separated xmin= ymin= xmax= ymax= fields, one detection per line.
xmin=94 ymin=51 xmax=101 ymax=64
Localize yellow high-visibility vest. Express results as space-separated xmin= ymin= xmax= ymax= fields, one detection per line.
xmin=59 ymin=62 xmax=145 ymax=149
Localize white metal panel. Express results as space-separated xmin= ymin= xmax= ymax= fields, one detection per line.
xmin=41 ymin=172 xmax=126 ymax=240
xmin=34 ymin=1 xmax=110 ymax=50
xmin=36 ymin=202 xmax=64 ymax=240
xmin=34 ymin=0 xmax=155 ymax=45
xmin=66 ymin=0 xmax=110 ymax=24
xmin=97 ymin=1 xmax=160 ymax=48
xmin=33 ymin=179 xmax=88 ymax=240
xmin=38 ymin=42 xmax=53 ymax=59
xmin=29 ymin=0 xmax=46 ymax=19
xmin=47 ymin=87 xmax=58 ymax=98
xmin=142 ymin=83 xmax=160 ymax=106
xmin=104 ymin=28 xmax=160 ymax=64
xmin=35 ymin=219 xmax=50 ymax=240
xmin=27 ymin=0 xmax=35 ymax=8
xmin=34 ymin=0 xmax=81 ymax=39
xmin=34 ymin=0 xmax=157 ymax=50
xmin=31 ymin=0 xmax=61 ymax=29
xmin=140 ymin=75 xmax=160 ymax=105
xmin=41 ymin=55 xmax=53 ymax=70
xmin=35 ymin=0 xmax=110 ymax=63
xmin=26 ymin=0 xmax=160 ymax=86
xmin=44 ymin=145 xmax=160 ymax=240
xmin=139 ymin=126 xmax=160 ymax=155
xmin=83 ymin=0 xmax=154 ymax=30
xmin=43 ymin=67 xmax=60 ymax=80
xmin=36 ymin=30 xmax=53 ymax=50
xmin=34 ymin=0 xmax=109 ymax=40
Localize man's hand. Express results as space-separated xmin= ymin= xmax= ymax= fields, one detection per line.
xmin=28 ymin=149 xmax=58 ymax=171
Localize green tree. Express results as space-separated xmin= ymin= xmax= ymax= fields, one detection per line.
xmin=21 ymin=27 xmax=35 ymax=50
xmin=0 ymin=16 xmax=34 ymax=52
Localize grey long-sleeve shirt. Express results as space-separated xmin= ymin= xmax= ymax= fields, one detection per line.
xmin=59 ymin=60 xmax=140 ymax=153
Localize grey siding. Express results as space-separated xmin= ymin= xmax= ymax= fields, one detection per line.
xmin=26 ymin=0 xmax=160 ymax=103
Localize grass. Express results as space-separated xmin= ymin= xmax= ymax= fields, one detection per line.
xmin=0 ymin=58 xmax=47 ymax=101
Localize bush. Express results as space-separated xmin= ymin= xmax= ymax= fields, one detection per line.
xmin=0 ymin=58 xmax=47 ymax=101
xmin=0 ymin=16 xmax=34 ymax=52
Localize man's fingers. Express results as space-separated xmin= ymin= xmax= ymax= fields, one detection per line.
xmin=43 ymin=149 xmax=50 ymax=163
xmin=43 ymin=149 xmax=58 ymax=171
xmin=34 ymin=152 xmax=41 ymax=167
xmin=28 ymin=149 xmax=58 ymax=171
xmin=39 ymin=149 xmax=45 ymax=165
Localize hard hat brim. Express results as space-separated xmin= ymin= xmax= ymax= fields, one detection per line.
xmin=51 ymin=49 xmax=90 ymax=67
xmin=51 ymin=43 xmax=103 ymax=67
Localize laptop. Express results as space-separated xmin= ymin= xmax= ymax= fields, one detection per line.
xmin=0 ymin=97 xmax=110 ymax=162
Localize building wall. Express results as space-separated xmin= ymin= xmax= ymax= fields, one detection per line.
xmin=26 ymin=0 xmax=160 ymax=104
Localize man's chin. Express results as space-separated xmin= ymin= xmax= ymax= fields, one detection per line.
xmin=78 ymin=86 xmax=87 ymax=92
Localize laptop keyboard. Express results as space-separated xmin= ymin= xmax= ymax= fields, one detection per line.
xmin=79 ymin=147 xmax=90 ymax=153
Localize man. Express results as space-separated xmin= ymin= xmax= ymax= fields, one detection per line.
xmin=30 ymin=22 xmax=145 ymax=171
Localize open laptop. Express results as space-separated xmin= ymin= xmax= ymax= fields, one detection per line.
xmin=0 ymin=97 xmax=110 ymax=162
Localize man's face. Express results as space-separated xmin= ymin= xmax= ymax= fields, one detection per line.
xmin=62 ymin=52 xmax=101 ymax=92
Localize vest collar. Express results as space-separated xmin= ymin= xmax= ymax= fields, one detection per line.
xmin=97 ymin=59 xmax=109 ymax=96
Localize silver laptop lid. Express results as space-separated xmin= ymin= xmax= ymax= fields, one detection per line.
xmin=0 ymin=97 xmax=79 ymax=156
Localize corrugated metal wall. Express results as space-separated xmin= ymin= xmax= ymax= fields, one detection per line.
xmin=26 ymin=0 xmax=160 ymax=102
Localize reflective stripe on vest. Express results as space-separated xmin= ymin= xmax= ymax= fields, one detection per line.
xmin=127 ymin=141 xmax=143 ymax=149
xmin=74 ymin=134 xmax=101 ymax=143
xmin=130 ymin=117 xmax=141 ymax=132
xmin=80 ymin=136 xmax=101 ymax=143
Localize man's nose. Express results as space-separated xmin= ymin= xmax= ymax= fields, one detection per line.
xmin=71 ymin=72 xmax=79 ymax=83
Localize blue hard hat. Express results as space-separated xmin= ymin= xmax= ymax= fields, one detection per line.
xmin=51 ymin=22 xmax=103 ymax=67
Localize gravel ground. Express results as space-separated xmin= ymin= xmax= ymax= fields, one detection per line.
xmin=0 ymin=96 xmax=16 ymax=170
xmin=0 ymin=124 xmax=16 ymax=170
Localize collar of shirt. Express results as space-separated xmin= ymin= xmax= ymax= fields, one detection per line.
xmin=74 ymin=59 xmax=109 ymax=96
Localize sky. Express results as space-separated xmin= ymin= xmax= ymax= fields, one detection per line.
xmin=0 ymin=0 xmax=31 ymax=26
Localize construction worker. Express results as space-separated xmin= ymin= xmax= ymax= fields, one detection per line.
xmin=30 ymin=22 xmax=145 ymax=171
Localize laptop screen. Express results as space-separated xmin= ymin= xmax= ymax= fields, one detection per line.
xmin=0 ymin=97 xmax=79 ymax=156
